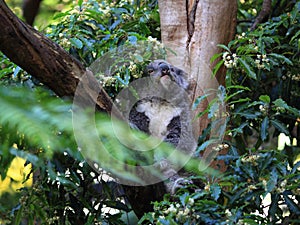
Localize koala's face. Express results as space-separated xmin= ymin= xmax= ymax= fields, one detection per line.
xmin=146 ymin=60 xmax=189 ymax=90
xmin=146 ymin=60 xmax=171 ymax=78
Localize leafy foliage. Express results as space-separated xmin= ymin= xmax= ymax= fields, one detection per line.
xmin=1 ymin=0 xmax=300 ymax=224
xmin=45 ymin=0 xmax=160 ymax=67
xmin=142 ymin=149 xmax=300 ymax=224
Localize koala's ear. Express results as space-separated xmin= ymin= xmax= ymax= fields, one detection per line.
xmin=170 ymin=65 xmax=189 ymax=90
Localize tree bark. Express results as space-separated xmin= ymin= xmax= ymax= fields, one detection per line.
xmin=0 ymin=0 xmax=112 ymax=113
xmin=158 ymin=0 xmax=237 ymax=85
xmin=158 ymin=0 xmax=237 ymax=171
xmin=251 ymin=0 xmax=272 ymax=30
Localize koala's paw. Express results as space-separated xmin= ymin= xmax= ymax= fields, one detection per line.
xmin=170 ymin=177 xmax=193 ymax=194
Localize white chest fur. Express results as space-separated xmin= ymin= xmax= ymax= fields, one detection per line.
xmin=136 ymin=100 xmax=182 ymax=139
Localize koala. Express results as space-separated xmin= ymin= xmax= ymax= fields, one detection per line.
xmin=128 ymin=60 xmax=197 ymax=193
xmin=146 ymin=60 xmax=189 ymax=90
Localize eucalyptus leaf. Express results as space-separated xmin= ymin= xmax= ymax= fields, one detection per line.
xmin=70 ymin=37 xmax=83 ymax=49
xmin=238 ymin=58 xmax=256 ymax=79
xmin=260 ymin=117 xmax=269 ymax=141
xmin=269 ymin=53 xmax=293 ymax=65
xmin=259 ymin=95 xmax=270 ymax=103
xmin=270 ymin=119 xmax=289 ymax=135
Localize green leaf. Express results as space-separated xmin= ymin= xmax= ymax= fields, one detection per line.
xmin=290 ymin=30 xmax=300 ymax=44
xmin=259 ymin=95 xmax=270 ymax=103
xmin=104 ymin=200 xmax=130 ymax=212
xmin=0 ymin=67 xmax=13 ymax=78
xmin=226 ymin=85 xmax=251 ymax=91
xmin=238 ymin=58 xmax=256 ymax=79
xmin=70 ymin=38 xmax=83 ymax=49
xmin=273 ymin=98 xmax=300 ymax=116
xmin=134 ymin=54 xmax=144 ymax=62
xmin=269 ymin=53 xmax=293 ymax=65
xmin=192 ymin=95 xmax=208 ymax=110
xmin=196 ymin=139 xmax=219 ymax=153
xmin=208 ymin=101 xmax=219 ymax=119
xmin=269 ymin=193 xmax=280 ymax=220
xmin=236 ymin=111 xmax=261 ymax=119
xmin=226 ymin=90 xmax=247 ymax=102
xmin=266 ymin=168 xmax=278 ymax=192
xmin=13 ymin=205 xmax=23 ymax=225
xmin=179 ymin=192 xmax=189 ymax=206
xmin=212 ymin=60 xmax=224 ymax=76
xmin=210 ymin=183 xmax=221 ymax=201
xmin=283 ymin=193 xmax=300 ymax=215
xmin=217 ymin=44 xmax=231 ymax=52
xmin=230 ymin=97 xmax=251 ymax=104
xmin=53 ymin=11 xmax=70 ymax=20
xmin=270 ymin=119 xmax=289 ymax=135
xmin=261 ymin=117 xmax=269 ymax=141
xmin=210 ymin=52 xmax=223 ymax=63
xmin=10 ymin=148 xmax=41 ymax=167
xmin=77 ymin=0 xmax=83 ymax=6
xmin=292 ymin=161 xmax=300 ymax=174
xmin=232 ymin=122 xmax=249 ymax=135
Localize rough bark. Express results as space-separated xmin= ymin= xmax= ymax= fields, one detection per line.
xmin=158 ymin=0 xmax=237 ymax=171
xmin=251 ymin=0 xmax=272 ymax=30
xmin=0 ymin=0 xmax=112 ymax=113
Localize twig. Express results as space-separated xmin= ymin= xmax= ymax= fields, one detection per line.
xmin=251 ymin=0 xmax=272 ymax=30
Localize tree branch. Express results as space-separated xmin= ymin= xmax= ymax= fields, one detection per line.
xmin=251 ymin=0 xmax=272 ymax=30
xmin=0 ymin=0 xmax=112 ymax=113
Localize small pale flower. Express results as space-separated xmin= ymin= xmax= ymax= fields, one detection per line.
xmin=168 ymin=204 xmax=177 ymax=213
xmin=223 ymin=52 xmax=238 ymax=68
xmin=255 ymin=54 xmax=269 ymax=69
xmin=183 ymin=207 xmax=190 ymax=215
xmin=159 ymin=215 xmax=165 ymax=220
xmin=225 ymin=209 xmax=232 ymax=217
xmin=262 ymin=179 xmax=267 ymax=190
xmin=247 ymin=185 xmax=257 ymax=192
xmin=187 ymin=198 xmax=194 ymax=206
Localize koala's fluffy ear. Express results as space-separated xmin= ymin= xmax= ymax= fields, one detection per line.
xmin=169 ymin=65 xmax=189 ymax=90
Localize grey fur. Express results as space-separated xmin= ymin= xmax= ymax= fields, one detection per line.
xmin=129 ymin=60 xmax=196 ymax=193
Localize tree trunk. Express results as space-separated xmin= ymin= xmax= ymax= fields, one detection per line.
xmin=158 ymin=0 xmax=237 ymax=171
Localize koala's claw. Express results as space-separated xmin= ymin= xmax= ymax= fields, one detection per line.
xmin=170 ymin=177 xmax=193 ymax=194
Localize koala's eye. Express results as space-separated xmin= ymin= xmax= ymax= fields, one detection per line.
xmin=147 ymin=69 xmax=154 ymax=74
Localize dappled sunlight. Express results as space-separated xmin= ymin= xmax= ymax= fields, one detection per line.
xmin=0 ymin=157 xmax=32 ymax=197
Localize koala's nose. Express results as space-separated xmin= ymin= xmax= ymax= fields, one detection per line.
xmin=159 ymin=63 xmax=170 ymax=75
